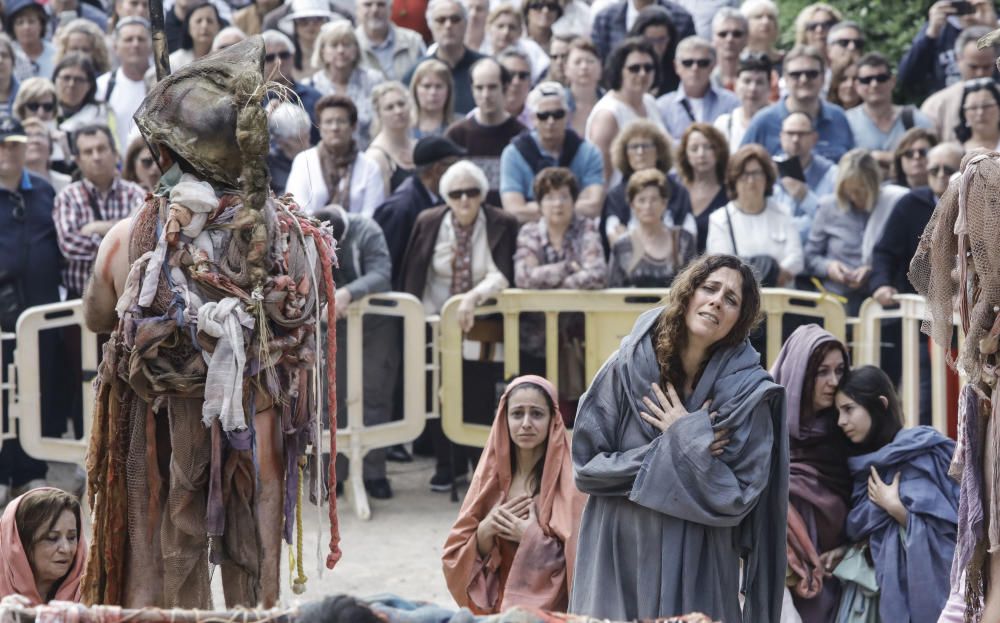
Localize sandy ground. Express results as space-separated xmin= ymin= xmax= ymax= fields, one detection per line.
xmin=208 ymin=453 xmax=463 ymax=610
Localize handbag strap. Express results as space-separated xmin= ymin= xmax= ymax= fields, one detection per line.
xmin=724 ymin=205 xmax=740 ymax=256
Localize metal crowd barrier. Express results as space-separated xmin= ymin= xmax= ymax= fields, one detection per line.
xmin=854 ymin=295 xmax=962 ymax=432
xmin=439 ymin=288 xmax=849 ymax=448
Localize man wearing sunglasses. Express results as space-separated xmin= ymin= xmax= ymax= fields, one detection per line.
xmin=261 ymin=29 xmax=322 ymax=143
xmin=921 ymin=25 xmax=999 ymax=142
xmin=656 ymin=35 xmax=738 ymax=140
xmin=0 ymin=112 xmax=66 ymax=506
xmin=710 ymin=7 xmax=749 ymax=91
xmin=741 ymin=45 xmax=854 ymax=162
xmin=846 ymin=53 xmax=934 ymax=169
xmin=97 ymin=17 xmax=152 ymax=152
xmin=499 ymin=81 xmax=604 ymax=221
xmin=356 ymin=0 xmax=426 ymax=81
xmin=899 ymin=0 xmax=998 ymax=102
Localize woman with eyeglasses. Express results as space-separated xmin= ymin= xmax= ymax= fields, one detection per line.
xmin=52 ymin=54 xmax=113 ymax=151
xmin=585 ymin=37 xmax=667 ymax=182
xmin=5 ymin=0 xmax=55 ymax=80
xmin=740 ymin=0 xmax=783 ymax=67
xmin=627 ymin=6 xmax=679 ymax=97
xmin=304 ymin=20 xmax=382 ymax=148
xmin=564 ymin=38 xmax=602 ymax=133
xmin=482 ymin=5 xmax=550 ymax=84
xmin=522 ymin=0 xmax=560 ymax=53
xmin=600 ymin=120 xmax=695 ymax=256
xmin=607 ymin=169 xmax=696 ymax=288
xmin=706 ymin=144 xmax=803 ymax=288
xmin=122 ymin=135 xmax=162 ymax=193
xmin=285 ymin=94 xmax=385 ymax=215
xmin=804 ymin=149 xmax=908 ymax=315
xmin=891 ymin=128 xmax=938 ymax=189
xmin=366 ymin=81 xmax=417 ymax=194
xmin=409 ymin=59 xmax=456 ymax=139
xmin=955 ymin=78 xmax=1000 ymax=152
xmin=793 ymin=3 xmax=842 ymax=62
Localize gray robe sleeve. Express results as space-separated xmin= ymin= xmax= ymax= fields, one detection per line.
xmin=630 ymin=401 xmax=774 ymax=526
xmin=572 ymin=360 xmax=654 ymax=496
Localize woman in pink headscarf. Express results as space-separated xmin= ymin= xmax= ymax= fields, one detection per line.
xmin=442 ymin=375 xmax=586 ymax=614
xmin=0 ymin=487 xmax=87 ymax=605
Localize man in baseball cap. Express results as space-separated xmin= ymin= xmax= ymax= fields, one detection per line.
xmin=0 ymin=114 xmax=27 ymax=144
xmin=374 ymin=135 xmax=466 ymax=283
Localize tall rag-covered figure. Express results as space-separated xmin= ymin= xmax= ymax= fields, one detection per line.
xmin=569 ymin=253 xmax=789 ymax=623
xmin=80 ymin=36 xmax=342 ymax=609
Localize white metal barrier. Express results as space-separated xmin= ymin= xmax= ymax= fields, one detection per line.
xmin=14 ymin=301 xmax=98 ymax=464
xmin=1 ymin=329 xmax=18 ymax=449
xmin=854 ymin=295 xmax=961 ymax=432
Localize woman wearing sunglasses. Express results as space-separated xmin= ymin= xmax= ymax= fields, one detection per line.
xmin=627 ymin=6 xmax=679 ymax=96
xmin=585 ymin=37 xmax=667 ymax=183
xmin=793 ymin=3 xmax=841 ymax=63
xmin=122 ymin=135 xmax=162 ymax=193
xmin=891 ymin=127 xmax=938 ymax=189
xmin=12 ymin=77 xmax=71 ymax=171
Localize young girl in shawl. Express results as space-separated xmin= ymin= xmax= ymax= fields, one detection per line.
xmin=570 ymin=254 xmax=789 ymax=623
xmin=769 ymin=324 xmax=852 ymax=623
xmin=442 ymin=375 xmax=586 ymax=614
xmin=833 ymin=366 xmax=959 ymax=623
xmin=0 ymin=488 xmax=87 ymax=605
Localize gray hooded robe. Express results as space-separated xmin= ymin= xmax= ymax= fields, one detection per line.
xmin=569 ymin=307 xmax=788 ymax=622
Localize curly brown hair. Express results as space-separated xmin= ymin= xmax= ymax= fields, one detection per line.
xmin=610 ymin=119 xmax=672 ymax=180
xmin=676 ymin=123 xmax=729 ymax=185
xmin=725 ymin=144 xmax=776 ymax=199
xmin=533 ymin=166 xmax=579 ymax=202
xmin=653 ymin=254 xmax=763 ymax=392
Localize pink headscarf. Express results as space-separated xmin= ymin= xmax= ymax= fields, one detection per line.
xmin=0 ymin=487 xmax=87 ymax=605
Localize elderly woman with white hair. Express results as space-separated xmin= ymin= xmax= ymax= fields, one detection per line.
xmin=741 ymin=0 xmax=783 ymax=66
xmin=304 ymin=20 xmax=383 ymax=147
xmin=804 ymin=148 xmax=907 ymax=314
xmin=365 ymin=81 xmax=417 ymax=194
xmin=267 ymin=101 xmax=312 ymax=194
xmin=398 ymin=159 xmax=520 ymax=491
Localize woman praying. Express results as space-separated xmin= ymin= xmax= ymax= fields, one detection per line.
xmin=442 ymin=375 xmax=586 ymax=614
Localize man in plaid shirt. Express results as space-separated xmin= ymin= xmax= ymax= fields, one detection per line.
xmin=54 ymin=123 xmax=146 ymax=298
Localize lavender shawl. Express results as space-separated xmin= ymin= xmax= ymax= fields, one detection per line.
xmin=569 ymin=307 xmax=788 ymax=622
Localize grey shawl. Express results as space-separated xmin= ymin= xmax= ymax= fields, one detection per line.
xmin=569 ymin=307 xmax=788 ymax=622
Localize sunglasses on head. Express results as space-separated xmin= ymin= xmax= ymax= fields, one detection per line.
xmin=928 ymin=165 xmax=957 ymax=177
xmin=856 ymin=72 xmax=891 ymax=85
xmin=535 ymin=109 xmax=566 ymax=121
xmin=788 ymin=69 xmax=821 ymax=81
xmin=264 ymin=50 xmax=292 ymax=63
xmin=25 ymin=101 xmax=55 ymax=113
xmin=625 ymin=62 xmax=655 ymax=75
xmin=832 ymin=37 xmax=864 ymax=49
xmin=447 ymin=187 xmax=481 ymax=200
xmin=680 ymin=58 xmax=712 ymax=69
xmin=901 ymin=148 xmax=928 ymax=160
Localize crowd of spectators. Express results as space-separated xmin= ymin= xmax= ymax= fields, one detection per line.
xmin=0 ymin=1 xmax=991 ymax=615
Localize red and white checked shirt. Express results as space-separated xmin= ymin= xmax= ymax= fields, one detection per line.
xmin=53 ymin=176 xmax=146 ymax=296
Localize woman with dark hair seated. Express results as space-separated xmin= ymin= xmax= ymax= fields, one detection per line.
xmin=955 ymin=77 xmax=1000 ymax=152
xmin=0 ymin=488 xmax=86 ymax=605
xmin=627 ymin=6 xmax=679 ymax=96
xmin=833 ymin=366 xmax=958 ymax=623
xmin=891 ymin=127 xmax=937 ymax=189
xmin=442 ymin=375 xmax=586 ymax=614
xmin=570 ymin=254 xmax=788 ymax=622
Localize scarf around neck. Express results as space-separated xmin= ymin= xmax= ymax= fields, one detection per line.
xmin=318 ymin=139 xmax=358 ymax=210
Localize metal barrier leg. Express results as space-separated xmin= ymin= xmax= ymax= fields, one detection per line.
xmin=348 ymin=441 xmax=370 ymax=521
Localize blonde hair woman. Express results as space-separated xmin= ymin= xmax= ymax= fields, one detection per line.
xmin=53 ymin=18 xmax=111 ymax=75
xmin=366 ymin=81 xmax=417 ymax=193
xmin=804 ymin=148 xmax=908 ymax=313
xmin=793 ymin=3 xmax=842 ymax=61
xmin=409 ymin=58 xmax=455 ymax=139
xmin=305 ymin=20 xmax=382 ymax=147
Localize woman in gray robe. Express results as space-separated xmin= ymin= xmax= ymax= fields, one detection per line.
xmin=569 ymin=253 xmax=789 ymax=623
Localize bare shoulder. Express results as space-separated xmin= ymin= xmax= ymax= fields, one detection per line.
xmin=96 ymin=217 xmax=133 ymax=296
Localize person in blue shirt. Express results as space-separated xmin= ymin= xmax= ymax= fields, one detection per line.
xmin=771 ymin=110 xmax=837 ymax=244
xmin=741 ymin=44 xmax=854 ymax=162
xmin=499 ymin=82 xmax=605 ymax=222
xmin=656 ymin=36 xmax=738 ymax=140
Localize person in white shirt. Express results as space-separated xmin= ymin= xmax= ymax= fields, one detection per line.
xmin=96 ymin=16 xmax=151 ymax=151
xmin=714 ymin=51 xmax=770 ymax=146
xmin=707 ymin=144 xmax=803 ymax=286
xmin=285 ymin=94 xmax=385 ymax=215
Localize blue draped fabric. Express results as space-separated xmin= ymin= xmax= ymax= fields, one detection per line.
xmin=845 ymin=426 xmax=959 ymax=623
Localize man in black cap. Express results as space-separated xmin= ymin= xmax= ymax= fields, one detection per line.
xmin=0 ymin=113 xmax=68 ymax=504
xmin=374 ymin=134 xmax=465 ymax=284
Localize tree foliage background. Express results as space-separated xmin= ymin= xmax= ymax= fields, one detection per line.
xmin=775 ymin=0 xmax=940 ymax=103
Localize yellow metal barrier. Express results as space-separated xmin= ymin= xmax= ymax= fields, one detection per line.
xmin=14 ymin=301 xmax=98 ymax=464
xmin=319 ymin=292 xmax=426 ymax=519
xmin=854 ymin=295 xmax=960 ymax=433
xmin=440 ymin=288 xmax=848 ymax=448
